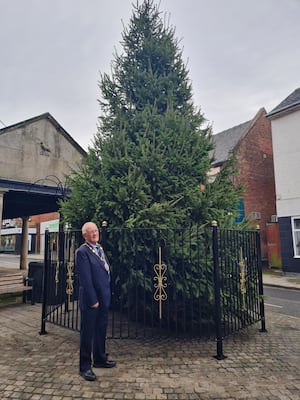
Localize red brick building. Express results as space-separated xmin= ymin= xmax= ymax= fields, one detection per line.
xmin=29 ymin=212 xmax=59 ymax=253
xmin=211 ymin=108 xmax=277 ymax=262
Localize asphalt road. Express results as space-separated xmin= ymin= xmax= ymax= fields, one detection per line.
xmin=264 ymin=286 xmax=300 ymax=318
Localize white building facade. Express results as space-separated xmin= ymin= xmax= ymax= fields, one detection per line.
xmin=267 ymin=88 xmax=300 ymax=273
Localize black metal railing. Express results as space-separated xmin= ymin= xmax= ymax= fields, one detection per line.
xmin=40 ymin=223 xmax=266 ymax=358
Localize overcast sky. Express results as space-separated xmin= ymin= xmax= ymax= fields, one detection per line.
xmin=1 ymin=0 xmax=299 ymax=150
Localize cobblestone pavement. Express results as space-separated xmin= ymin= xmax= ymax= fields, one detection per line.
xmin=0 ymin=303 xmax=299 ymax=400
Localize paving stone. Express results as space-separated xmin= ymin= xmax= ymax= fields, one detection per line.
xmin=0 ymin=304 xmax=299 ymax=399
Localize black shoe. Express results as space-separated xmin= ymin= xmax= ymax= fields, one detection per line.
xmin=93 ymin=360 xmax=116 ymax=368
xmin=80 ymin=369 xmax=96 ymax=381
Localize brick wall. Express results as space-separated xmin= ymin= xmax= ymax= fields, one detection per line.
xmin=235 ymin=109 xmax=276 ymax=260
xmin=29 ymin=212 xmax=59 ymax=227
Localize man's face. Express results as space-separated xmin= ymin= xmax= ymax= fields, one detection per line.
xmin=83 ymin=223 xmax=99 ymax=245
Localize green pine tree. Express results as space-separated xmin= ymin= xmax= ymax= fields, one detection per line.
xmin=59 ymin=0 xmax=250 ymax=331
xmin=61 ymin=0 xmax=241 ymax=229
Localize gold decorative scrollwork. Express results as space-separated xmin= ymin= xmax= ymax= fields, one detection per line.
xmin=66 ymin=261 xmax=74 ymax=309
xmin=239 ymin=247 xmax=247 ymax=311
xmin=54 ymin=233 xmax=59 ymax=296
xmin=66 ymin=236 xmax=75 ymax=310
xmin=153 ymin=246 xmax=167 ymax=320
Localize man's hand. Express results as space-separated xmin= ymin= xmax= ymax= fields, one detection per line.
xmin=92 ymin=302 xmax=99 ymax=308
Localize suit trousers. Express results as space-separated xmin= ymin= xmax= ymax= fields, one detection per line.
xmin=79 ymin=305 xmax=109 ymax=372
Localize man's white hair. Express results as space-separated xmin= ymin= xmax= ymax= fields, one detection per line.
xmin=82 ymin=221 xmax=98 ymax=235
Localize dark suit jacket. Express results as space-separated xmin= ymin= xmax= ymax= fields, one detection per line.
xmin=75 ymin=242 xmax=111 ymax=311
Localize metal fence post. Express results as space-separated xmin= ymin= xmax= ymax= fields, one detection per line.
xmin=212 ymin=221 xmax=226 ymax=360
xmin=101 ymin=220 xmax=108 ymax=251
xmin=39 ymin=228 xmax=49 ymax=335
xmin=256 ymin=226 xmax=267 ymax=332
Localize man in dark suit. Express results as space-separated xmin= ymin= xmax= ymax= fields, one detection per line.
xmin=75 ymin=221 xmax=116 ymax=381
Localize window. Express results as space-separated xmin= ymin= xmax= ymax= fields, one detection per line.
xmin=235 ymin=198 xmax=245 ymax=223
xmin=292 ymin=217 xmax=300 ymax=257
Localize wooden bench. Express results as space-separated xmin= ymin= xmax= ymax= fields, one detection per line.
xmin=0 ymin=270 xmax=34 ymax=304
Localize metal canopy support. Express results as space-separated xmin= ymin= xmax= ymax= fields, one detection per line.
xmin=0 ymin=189 xmax=8 ymax=237
xmin=0 ymin=178 xmax=70 ymax=219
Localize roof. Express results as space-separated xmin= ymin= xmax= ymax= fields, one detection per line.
xmin=267 ymin=88 xmax=300 ymax=118
xmin=0 ymin=112 xmax=86 ymax=156
xmin=211 ymin=108 xmax=267 ymax=166
xmin=210 ymin=120 xmax=252 ymax=166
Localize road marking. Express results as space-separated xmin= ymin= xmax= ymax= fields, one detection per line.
xmin=265 ymin=303 xmax=283 ymax=308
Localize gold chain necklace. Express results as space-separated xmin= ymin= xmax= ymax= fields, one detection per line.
xmin=84 ymin=242 xmax=110 ymax=272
